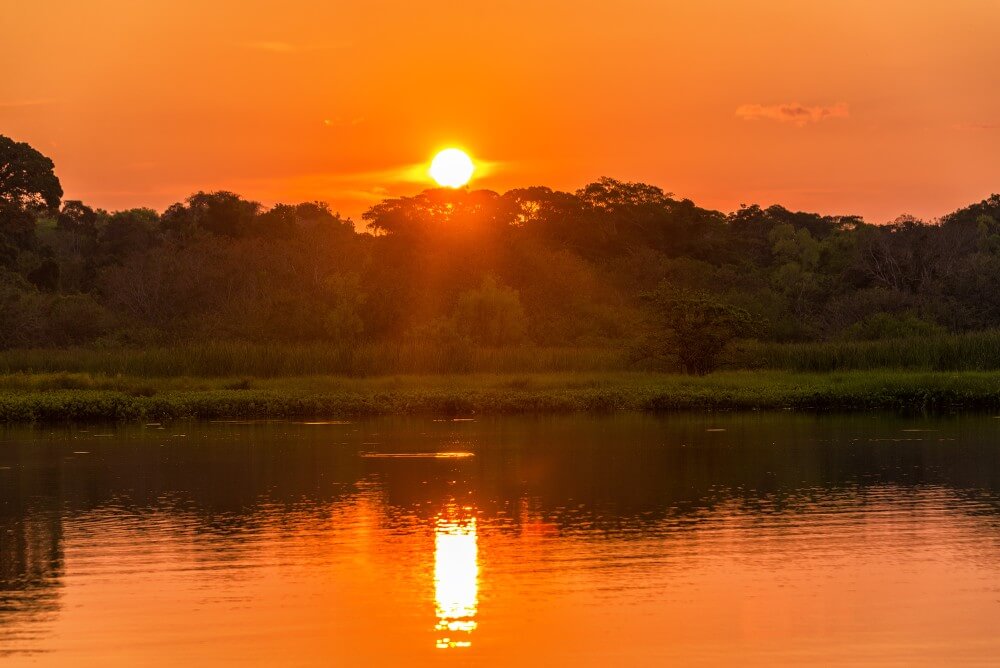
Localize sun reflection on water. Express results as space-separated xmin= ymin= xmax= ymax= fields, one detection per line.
xmin=434 ymin=509 xmax=478 ymax=649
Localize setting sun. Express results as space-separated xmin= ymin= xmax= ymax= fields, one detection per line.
xmin=429 ymin=149 xmax=475 ymax=188
xmin=6 ymin=3 xmax=1000 ymax=665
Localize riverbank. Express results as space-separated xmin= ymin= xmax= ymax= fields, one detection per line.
xmin=2 ymin=370 xmax=1000 ymax=422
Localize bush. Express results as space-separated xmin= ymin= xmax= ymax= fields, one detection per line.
xmin=842 ymin=312 xmax=944 ymax=341
xmin=453 ymin=276 xmax=528 ymax=346
xmin=46 ymin=294 xmax=114 ymax=345
xmin=638 ymin=282 xmax=758 ymax=374
xmin=0 ymin=275 xmax=45 ymax=348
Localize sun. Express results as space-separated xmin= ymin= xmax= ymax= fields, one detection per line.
xmin=430 ymin=148 xmax=475 ymax=188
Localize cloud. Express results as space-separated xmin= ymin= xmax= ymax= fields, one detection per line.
xmin=736 ymin=102 xmax=849 ymax=127
xmin=240 ymin=41 xmax=351 ymax=54
xmin=954 ymin=121 xmax=1000 ymax=131
xmin=323 ymin=117 xmax=365 ymax=128
xmin=0 ymin=98 xmax=54 ymax=109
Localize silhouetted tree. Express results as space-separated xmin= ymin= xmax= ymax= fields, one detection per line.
xmin=8 ymin=133 xmax=1000 ymax=353
xmin=259 ymin=201 xmax=352 ymax=238
xmin=160 ymin=191 xmax=261 ymax=239
xmin=0 ymin=135 xmax=62 ymax=265
xmin=99 ymin=208 xmax=160 ymax=261
xmin=57 ymin=200 xmax=98 ymax=237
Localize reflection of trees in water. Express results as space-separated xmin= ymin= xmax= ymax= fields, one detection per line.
xmin=3 ymin=414 xmax=1000 ymax=651
xmin=360 ymin=413 xmax=1000 ymax=534
xmin=0 ymin=478 xmax=63 ymax=653
xmin=7 ymin=414 xmax=1000 ymax=528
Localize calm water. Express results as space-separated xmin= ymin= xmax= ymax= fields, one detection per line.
xmin=3 ymin=413 xmax=1000 ymax=666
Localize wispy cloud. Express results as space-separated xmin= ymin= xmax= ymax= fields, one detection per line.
xmin=323 ymin=117 xmax=365 ymax=128
xmin=240 ymin=41 xmax=351 ymax=54
xmin=954 ymin=121 xmax=1000 ymax=131
xmin=0 ymin=98 xmax=54 ymax=109
xmin=736 ymin=102 xmax=849 ymax=127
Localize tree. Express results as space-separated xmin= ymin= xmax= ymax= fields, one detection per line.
xmin=160 ymin=191 xmax=261 ymax=239
xmin=0 ymin=136 xmax=62 ymax=212
xmin=503 ymin=186 xmax=609 ymax=256
xmin=0 ymin=272 xmax=46 ymax=348
xmin=576 ymin=177 xmax=671 ymax=211
xmin=99 ymin=208 xmax=160 ymax=261
xmin=639 ymin=282 xmax=756 ymax=374
xmin=362 ymin=188 xmax=515 ymax=239
xmin=0 ymin=135 xmax=63 ymax=264
xmin=453 ymin=276 xmax=528 ymax=345
xmin=259 ymin=201 xmax=352 ymax=238
xmin=57 ymin=200 xmax=98 ymax=237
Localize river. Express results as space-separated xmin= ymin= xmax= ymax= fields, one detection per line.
xmin=3 ymin=413 xmax=1000 ymax=665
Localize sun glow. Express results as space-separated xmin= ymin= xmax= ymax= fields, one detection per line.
xmin=434 ymin=512 xmax=479 ymax=649
xmin=429 ymin=148 xmax=475 ymax=188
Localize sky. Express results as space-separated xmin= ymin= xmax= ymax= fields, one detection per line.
xmin=3 ymin=0 xmax=1000 ymax=224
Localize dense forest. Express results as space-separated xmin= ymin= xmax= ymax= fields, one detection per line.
xmin=3 ymin=134 xmax=1000 ymax=370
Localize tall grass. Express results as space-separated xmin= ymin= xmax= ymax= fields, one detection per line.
xmin=743 ymin=330 xmax=1000 ymax=372
xmin=2 ymin=330 xmax=1000 ymax=380
xmin=0 ymin=342 xmax=628 ymax=378
xmin=5 ymin=370 xmax=1000 ymax=422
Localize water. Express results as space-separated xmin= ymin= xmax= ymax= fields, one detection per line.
xmin=3 ymin=413 xmax=1000 ymax=666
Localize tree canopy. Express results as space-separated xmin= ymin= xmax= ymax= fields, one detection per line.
xmin=0 ymin=136 xmax=63 ymax=264
xmin=2 ymin=134 xmax=1000 ymax=373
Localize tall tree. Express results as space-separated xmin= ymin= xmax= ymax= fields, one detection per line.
xmin=639 ymin=282 xmax=757 ymax=374
xmin=160 ymin=191 xmax=261 ymax=239
xmin=0 ymin=135 xmax=63 ymax=264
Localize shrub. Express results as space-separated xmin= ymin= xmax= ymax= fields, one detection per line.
xmin=453 ymin=276 xmax=528 ymax=346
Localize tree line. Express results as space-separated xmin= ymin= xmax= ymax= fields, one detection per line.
xmin=3 ymin=134 xmax=999 ymax=372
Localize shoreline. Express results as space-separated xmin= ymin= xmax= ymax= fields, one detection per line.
xmin=2 ymin=370 xmax=1000 ymax=422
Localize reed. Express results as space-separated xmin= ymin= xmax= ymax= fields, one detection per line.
xmin=2 ymin=331 xmax=1000 ymax=386
xmin=741 ymin=331 xmax=1000 ymax=372
xmin=0 ymin=342 xmax=627 ymax=377
xmin=2 ymin=370 xmax=1000 ymax=422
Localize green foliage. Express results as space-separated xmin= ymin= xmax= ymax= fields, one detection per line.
xmin=841 ymin=312 xmax=944 ymax=341
xmin=322 ymin=273 xmax=366 ymax=341
xmin=99 ymin=208 xmax=160 ymax=260
xmin=0 ymin=135 xmax=62 ymax=265
xmin=453 ymin=276 xmax=528 ymax=346
xmin=160 ymin=191 xmax=261 ymax=239
xmin=0 ymin=342 xmax=626 ymax=377
xmin=5 ymin=370 xmax=1000 ymax=422
xmin=0 ymin=135 xmax=62 ymax=212
xmin=5 ymin=134 xmax=1000 ymax=361
xmin=45 ymin=294 xmax=114 ymax=345
xmin=57 ymin=200 xmax=98 ymax=236
xmin=0 ymin=274 xmax=45 ymax=348
xmin=640 ymin=282 xmax=757 ymax=374
xmin=739 ymin=329 xmax=1000 ymax=372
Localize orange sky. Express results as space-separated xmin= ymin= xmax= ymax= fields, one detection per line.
xmin=4 ymin=0 xmax=1000 ymax=223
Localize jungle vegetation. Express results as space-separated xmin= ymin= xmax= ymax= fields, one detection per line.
xmin=4 ymin=134 xmax=1000 ymax=375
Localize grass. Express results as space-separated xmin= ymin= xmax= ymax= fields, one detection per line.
xmin=2 ymin=370 xmax=1000 ymax=422
xmin=0 ymin=342 xmax=627 ymax=377
xmin=4 ymin=333 xmax=1000 ymax=422
xmin=743 ymin=330 xmax=1000 ymax=372
xmin=3 ymin=331 xmax=1000 ymax=380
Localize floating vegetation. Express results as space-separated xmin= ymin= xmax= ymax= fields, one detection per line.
xmin=299 ymin=421 xmax=354 ymax=425
xmin=360 ymin=452 xmax=475 ymax=459
xmin=3 ymin=369 xmax=1000 ymax=423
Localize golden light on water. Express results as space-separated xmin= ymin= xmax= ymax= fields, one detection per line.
xmin=429 ymin=148 xmax=475 ymax=188
xmin=434 ymin=510 xmax=479 ymax=649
